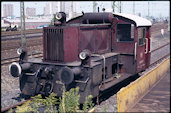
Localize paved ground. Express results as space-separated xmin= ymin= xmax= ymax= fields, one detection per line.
xmin=129 ymin=70 xmax=170 ymax=112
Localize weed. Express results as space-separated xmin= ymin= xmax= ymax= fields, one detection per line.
xmin=59 ymin=86 xmax=80 ymax=112
xmin=83 ymin=95 xmax=94 ymax=112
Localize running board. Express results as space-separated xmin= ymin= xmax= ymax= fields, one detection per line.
xmin=99 ymin=73 xmax=133 ymax=91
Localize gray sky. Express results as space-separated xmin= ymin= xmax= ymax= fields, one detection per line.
xmin=1 ymin=1 xmax=170 ymax=18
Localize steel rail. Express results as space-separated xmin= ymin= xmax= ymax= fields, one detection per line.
xmin=150 ymin=42 xmax=170 ymax=53
xmin=1 ymin=98 xmax=33 ymax=113
xmin=150 ymin=53 xmax=170 ymax=67
xmin=1 ymin=29 xmax=42 ymax=36
xmin=1 ymin=32 xmax=42 ymax=37
xmin=1 ymin=42 xmax=42 ymax=52
xmin=1 ymin=52 xmax=43 ymax=65
xmin=1 ymin=35 xmax=42 ymax=41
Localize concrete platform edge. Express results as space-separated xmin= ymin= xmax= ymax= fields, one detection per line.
xmin=117 ymin=57 xmax=170 ymax=112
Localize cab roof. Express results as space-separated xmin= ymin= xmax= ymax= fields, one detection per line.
xmin=113 ymin=13 xmax=152 ymax=27
xmin=67 ymin=12 xmax=152 ymax=27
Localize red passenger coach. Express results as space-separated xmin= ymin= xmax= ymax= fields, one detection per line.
xmin=9 ymin=12 xmax=152 ymax=103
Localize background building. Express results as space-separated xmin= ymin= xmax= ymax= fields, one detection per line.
xmin=43 ymin=3 xmax=51 ymax=15
xmin=51 ymin=2 xmax=60 ymax=15
xmin=60 ymin=2 xmax=77 ymax=18
xmin=3 ymin=4 xmax=13 ymax=17
xmin=26 ymin=7 xmax=36 ymax=16
xmin=43 ymin=2 xmax=60 ymax=16
xmin=43 ymin=2 xmax=77 ymax=18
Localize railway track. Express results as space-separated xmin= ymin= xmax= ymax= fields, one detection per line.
xmin=1 ymin=29 xmax=42 ymax=36
xmin=150 ymin=41 xmax=170 ymax=65
xmin=1 ymin=52 xmax=43 ymax=65
xmin=151 ymin=42 xmax=170 ymax=53
xmin=1 ymin=31 xmax=42 ymax=37
xmin=1 ymin=99 xmax=34 ymax=113
xmin=1 ymin=38 xmax=43 ymax=52
xmin=151 ymin=22 xmax=168 ymax=32
xmin=1 ymin=33 xmax=42 ymax=41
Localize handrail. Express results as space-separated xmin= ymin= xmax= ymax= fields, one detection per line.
xmin=134 ymin=42 xmax=137 ymax=60
xmin=145 ymin=38 xmax=148 ymax=54
xmin=149 ymin=38 xmax=152 ymax=53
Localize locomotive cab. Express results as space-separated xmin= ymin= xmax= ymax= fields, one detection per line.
xmin=112 ymin=13 xmax=152 ymax=74
xmin=9 ymin=12 xmax=152 ymax=103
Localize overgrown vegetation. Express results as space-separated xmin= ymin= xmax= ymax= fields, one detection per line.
xmin=14 ymin=86 xmax=94 ymax=112
xmin=15 ymin=93 xmax=59 ymax=113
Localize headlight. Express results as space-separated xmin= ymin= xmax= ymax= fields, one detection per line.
xmin=79 ymin=52 xmax=87 ymax=60
xmin=17 ymin=48 xmax=23 ymax=55
xmin=79 ymin=50 xmax=91 ymax=65
xmin=79 ymin=50 xmax=91 ymax=60
xmin=56 ymin=13 xmax=62 ymax=20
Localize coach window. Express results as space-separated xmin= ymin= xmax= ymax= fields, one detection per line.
xmin=117 ymin=24 xmax=134 ymax=42
xmin=138 ymin=28 xmax=146 ymax=46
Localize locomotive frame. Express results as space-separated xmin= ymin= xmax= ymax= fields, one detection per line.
xmin=9 ymin=12 xmax=152 ymax=103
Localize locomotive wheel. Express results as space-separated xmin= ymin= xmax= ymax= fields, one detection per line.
xmin=35 ymin=82 xmax=43 ymax=95
xmin=19 ymin=73 xmax=37 ymax=96
xmin=44 ymin=81 xmax=53 ymax=96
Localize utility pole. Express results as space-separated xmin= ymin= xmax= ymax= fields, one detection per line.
xmin=70 ymin=1 xmax=73 ymax=18
xmin=148 ymin=1 xmax=150 ymax=19
xmin=60 ymin=2 xmax=63 ymax=12
xmin=168 ymin=5 xmax=170 ymax=31
xmin=112 ymin=1 xmax=115 ymax=13
xmin=93 ymin=1 xmax=97 ymax=12
xmin=119 ymin=1 xmax=121 ymax=13
xmin=71 ymin=1 xmax=73 ymax=13
xmin=20 ymin=2 xmax=26 ymax=48
xmin=133 ymin=1 xmax=135 ymax=14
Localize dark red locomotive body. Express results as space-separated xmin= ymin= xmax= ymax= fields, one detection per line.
xmin=9 ymin=12 xmax=152 ymax=103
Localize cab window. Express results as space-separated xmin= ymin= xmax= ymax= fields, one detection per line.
xmin=138 ymin=28 xmax=146 ymax=46
xmin=117 ymin=24 xmax=134 ymax=42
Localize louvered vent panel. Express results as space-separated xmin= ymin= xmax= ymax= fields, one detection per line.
xmin=44 ymin=28 xmax=64 ymax=62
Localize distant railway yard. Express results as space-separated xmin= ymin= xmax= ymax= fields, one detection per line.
xmin=1 ymin=21 xmax=170 ymax=112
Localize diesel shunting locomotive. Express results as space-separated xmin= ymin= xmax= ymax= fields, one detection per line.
xmin=9 ymin=12 xmax=152 ymax=103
